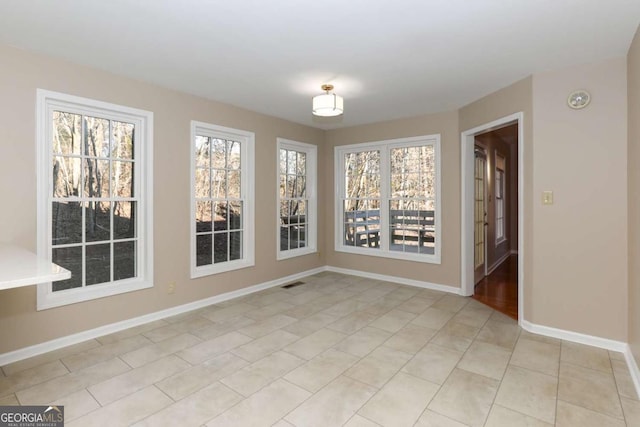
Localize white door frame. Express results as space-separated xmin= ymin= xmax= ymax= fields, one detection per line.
xmin=460 ymin=112 xmax=524 ymax=324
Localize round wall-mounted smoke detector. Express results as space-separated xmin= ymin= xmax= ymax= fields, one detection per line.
xmin=567 ymin=90 xmax=591 ymax=110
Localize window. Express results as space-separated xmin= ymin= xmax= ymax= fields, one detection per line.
xmin=191 ymin=121 xmax=254 ymax=277
xmin=277 ymin=138 xmax=317 ymax=259
xmin=335 ymin=135 xmax=441 ymax=263
xmin=495 ymin=152 xmax=506 ymax=244
xmin=37 ymin=90 xmax=153 ymax=310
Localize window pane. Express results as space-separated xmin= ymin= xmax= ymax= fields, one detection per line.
xmin=214 ymin=232 xmax=228 ymax=263
xmin=52 ymin=201 xmax=82 ymax=245
xmin=211 ymin=169 xmax=227 ymax=199
xmin=345 ymin=151 xmax=380 ymax=200
xmin=84 ymin=116 xmax=110 ymax=158
xmin=53 ymin=156 xmax=81 ymax=198
xmin=114 ymin=201 xmax=135 ymax=239
xmin=85 ymin=201 xmax=110 ymax=242
xmin=297 ymin=152 xmax=306 ymax=175
xmin=227 ymin=170 xmax=241 ymax=198
xmin=286 ymin=175 xmax=297 ymax=198
xmin=279 ymin=174 xmax=286 ymax=199
xmin=196 ymin=234 xmax=212 ymax=266
xmin=213 ymin=202 xmax=228 ymax=231
xmin=52 ymin=246 xmax=83 ymax=291
xmin=114 ymin=241 xmax=136 ymax=281
xmin=228 ymin=141 xmax=241 ymax=169
xmin=279 ymin=149 xmax=287 ymax=174
xmin=229 ymin=201 xmax=242 ymax=230
xmin=195 ymin=136 xmax=210 ymax=167
xmin=287 ymin=151 xmax=297 ymax=175
xmin=229 ymin=231 xmax=242 ymax=260
xmin=83 ymin=158 xmax=109 ymax=198
xmin=298 ymin=222 xmax=307 ymax=248
xmin=196 ymin=201 xmax=212 ymax=232
xmin=195 ymin=168 xmax=210 ymax=198
xmin=112 ymin=161 xmax=133 ymax=198
xmin=212 ymin=139 xmax=226 ymax=168
xmin=86 ymin=243 xmax=111 ymax=285
xmin=296 ymin=176 xmax=306 ymax=198
xmin=112 ymin=121 xmax=134 ymax=160
xmin=52 ymin=111 xmax=82 ymax=155
xmin=280 ymin=226 xmax=289 ymax=250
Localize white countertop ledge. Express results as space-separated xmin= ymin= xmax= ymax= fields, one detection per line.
xmin=0 ymin=243 xmax=71 ymax=290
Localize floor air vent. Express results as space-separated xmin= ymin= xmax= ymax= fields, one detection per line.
xmin=282 ymin=280 xmax=305 ymax=289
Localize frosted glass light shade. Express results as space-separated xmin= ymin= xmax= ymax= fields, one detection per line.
xmin=312 ymin=93 xmax=344 ymax=117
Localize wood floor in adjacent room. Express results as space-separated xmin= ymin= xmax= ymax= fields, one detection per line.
xmin=473 ymin=255 xmax=519 ymax=320
xmin=0 ymin=272 xmax=638 ymax=426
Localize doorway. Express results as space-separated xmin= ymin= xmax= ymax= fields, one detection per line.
xmin=461 ymin=113 xmax=523 ymax=322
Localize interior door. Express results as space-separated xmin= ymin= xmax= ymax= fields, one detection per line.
xmin=474 ymin=147 xmax=488 ymax=284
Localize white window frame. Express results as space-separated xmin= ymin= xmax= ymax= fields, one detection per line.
xmin=190 ymin=121 xmax=255 ymax=278
xmin=334 ymin=134 xmax=441 ymax=264
xmin=36 ymin=89 xmax=154 ymax=310
xmin=495 ymin=152 xmax=507 ymax=245
xmin=276 ymin=138 xmax=317 ymax=260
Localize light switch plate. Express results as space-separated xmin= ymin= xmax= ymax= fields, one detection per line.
xmin=542 ymin=191 xmax=553 ymax=205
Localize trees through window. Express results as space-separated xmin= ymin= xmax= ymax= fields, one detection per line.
xmin=335 ymin=135 xmax=441 ymax=263
xmin=37 ymin=90 xmax=153 ymax=309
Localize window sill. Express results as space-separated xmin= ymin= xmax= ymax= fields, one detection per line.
xmin=335 ymin=245 xmax=441 ymax=264
xmin=277 ymin=247 xmax=317 ymax=261
xmin=37 ymin=278 xmax=153 ymax=310
xmin=191 ymin=259 xmax=255 ymax=279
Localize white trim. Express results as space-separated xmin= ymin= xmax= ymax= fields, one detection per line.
xmin=190 ymin=121 xmax=255 ymax=278
xmin=520 ymin=320 xmax=627 ymax=352
xmin=333 ymin=134 xmax=442 ymax=265
xmin=325 ymin=266 xmax=461 ymax=295
xmin=487 ymin=251 xmax=511 ymax=275
xmin=623 ymin=346 xmax=640 ymax=400
xmin=461 ymin=113 xmax=524 ymax=328
xmin=36 ymin=89 xmax=154 ymax=310
xmin=0 ymin=266 xmax=324 ymax=367
xmin=276 ymin=138 xmax=318 ymax=261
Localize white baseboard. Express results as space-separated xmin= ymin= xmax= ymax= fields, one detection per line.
xmin=520 ymin=320 xmax=627 ymax=352
xmin=487 ymin=251 xmax=512 ymax=275
xmin=0 ymin=266 xmax=325 ymax=367
xmin=325 ymin=266 xmax=462 ymax=295
xmin=623 ymin=346 xmax=640 ymax=400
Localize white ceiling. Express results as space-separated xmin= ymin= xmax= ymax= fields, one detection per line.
xmin=1 ymin=0 xmax=639 ymax=129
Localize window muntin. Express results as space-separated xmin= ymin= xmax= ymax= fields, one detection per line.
xmin=37 ymin=90 xmax=153 ymax=309
xmin=191 ymin=122 xmax=254 ymax=277
xmin=277 ymin=139 xmax=317 ymax=259
xmin=335 ymin=135 xmax=441 ymax=264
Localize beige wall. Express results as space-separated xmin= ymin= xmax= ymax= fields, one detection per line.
xmin=323 ymin=111 xmax=460 ymax=287
xmin=532 ymin=57 xmax=628 ymax=340
xmin=628 ymin=25 xmax=640 ymax=365
xmin=459 ymin=77 xmax=534 ymax=317
xmin=0 ymin=44 xmax=325 ymax=353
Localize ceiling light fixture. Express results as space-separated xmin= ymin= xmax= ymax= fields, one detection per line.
xmin=312 ymin=84 xmax=344 ymax=117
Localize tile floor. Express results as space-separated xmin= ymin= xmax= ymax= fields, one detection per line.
xmin=1 ymin=272 xmax=638 ymax=426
